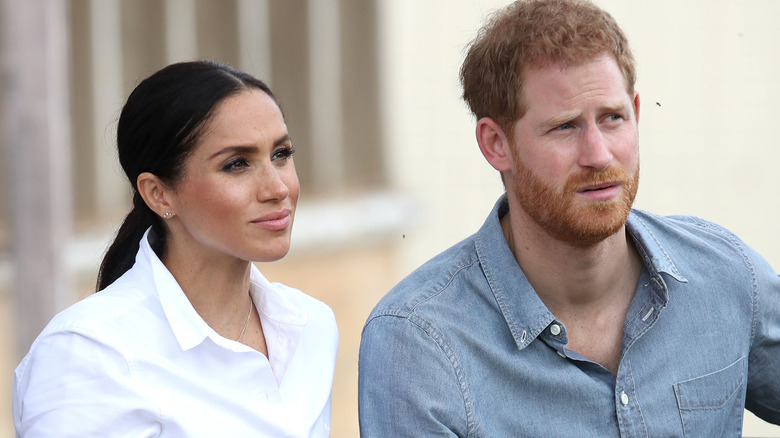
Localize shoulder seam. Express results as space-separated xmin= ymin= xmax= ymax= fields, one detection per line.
xmin=364 ymin=254 xmax=481 ymax=329
xmin=380 ymin=312 xmax=479 ymax=436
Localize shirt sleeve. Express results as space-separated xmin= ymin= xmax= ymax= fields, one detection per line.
xmin=13 ymin=328 xmax=162 ymax=437
xmin=358 ymin=314 xmax=469 ymax=437
xmin=745 ymin=248 xmax=780 ymax=425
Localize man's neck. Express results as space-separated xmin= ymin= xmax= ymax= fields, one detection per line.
xmin=501 ymin=208 xmax=641 ymax=312
xmin=501 ymin=207 xmax=643 ymax=375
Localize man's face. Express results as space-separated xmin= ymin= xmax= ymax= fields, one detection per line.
xmin=507 ymin=54 xmax=640 ymax=247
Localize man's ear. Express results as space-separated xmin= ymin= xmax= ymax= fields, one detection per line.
xmin=476 ymin=117 xmax=513 ymax=172
xmin=137 ymin=172 xmax=174 ymax=219
xmin=633 ymin=91 xmax=640 ymax=123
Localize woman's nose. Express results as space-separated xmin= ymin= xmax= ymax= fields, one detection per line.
xmin=257 ymin=165 xmax=290 ymax=201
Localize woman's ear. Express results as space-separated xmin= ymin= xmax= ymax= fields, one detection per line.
xmin=476 ymin=117 xmax=513 ymax=172
xmin=137 ymin=172 xmax=174 ymax=219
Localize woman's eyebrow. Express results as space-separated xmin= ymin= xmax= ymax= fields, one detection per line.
xmin=274 ymin=134 xmax=291 ymax=146
xmin=208 ymin=134 xmax=290 ymax=160
xmin=208 ymin=145 xmax=258 ymax=160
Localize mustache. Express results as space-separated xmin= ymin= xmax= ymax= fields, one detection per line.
xmin=566 ymin=166 xmax=631 ymax=189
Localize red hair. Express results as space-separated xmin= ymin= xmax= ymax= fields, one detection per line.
xmin=460 ymin=0 xmax=636 ymax=133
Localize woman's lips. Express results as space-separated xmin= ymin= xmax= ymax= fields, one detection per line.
xmin=251 ymin=209 xmax=291 ymax=231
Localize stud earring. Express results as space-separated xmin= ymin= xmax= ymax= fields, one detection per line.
xmin=162 ymin=212 xmax=173 ymax=219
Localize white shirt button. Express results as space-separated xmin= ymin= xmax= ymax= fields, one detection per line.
xmin=550 ymin=324 xmax=561 ymax=336
xmin=557 ymin=350 xmax=566 ymax=358
xmin=620 ymin=392 xmax=629 ymax=406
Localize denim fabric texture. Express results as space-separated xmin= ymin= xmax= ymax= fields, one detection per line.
xmin=358 ymin=195 xmax=780 ymax=437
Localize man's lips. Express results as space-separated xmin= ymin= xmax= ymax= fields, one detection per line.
xmin=251 ymin=208 xmax=292 ymax=231
xmin=578 ymin=182 xmax=618 ymax=192
xmin=577 ymin=181 xmax=621 ymax=200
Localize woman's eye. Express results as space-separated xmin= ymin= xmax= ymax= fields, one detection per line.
xmin=272 ymin=147 xmax=296 ymax=162
xmin=222 ymin=158 xmax=250 ymax=172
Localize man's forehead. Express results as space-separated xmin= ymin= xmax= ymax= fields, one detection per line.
xmin=519 ymin=55 xmax=632 ymax=100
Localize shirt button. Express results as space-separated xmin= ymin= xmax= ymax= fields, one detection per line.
xmin=620 ymin=392 xmax=629 ymax=406
xmin=550 ymin=324 xmax=561 ymax=336
xmin=557 ymin=350 xmax=566 ymax=358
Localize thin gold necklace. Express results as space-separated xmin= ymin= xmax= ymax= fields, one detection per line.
xmin=237 ymin=294 xmax=253 ymax=343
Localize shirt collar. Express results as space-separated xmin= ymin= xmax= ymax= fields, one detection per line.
xmin=475 ymin=194 xmax=688 ymax=352
xmin=248 ymin=266 xmax=307 ymax=385
xmin=140 ymin=229 xmax=215 ymax=351
xmin=475 ymin=195 xmax=554 ymax=351
xmin=139 ymin=228 xmax=309 ymax=382
xmin=625 ymin=211 xmax=688 ymax=284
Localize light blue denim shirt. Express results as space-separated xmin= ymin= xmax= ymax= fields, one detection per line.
xmin=359 ymin=195 xmax=780 ymax=437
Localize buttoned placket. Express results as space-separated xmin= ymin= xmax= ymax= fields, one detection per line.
xmin=614 ymin=271 xmax=667 ymax=437
xmin=535 ymin=268 xmax=667 ymax=437
xmin=540 ymin=321 xmax=569 ymax=359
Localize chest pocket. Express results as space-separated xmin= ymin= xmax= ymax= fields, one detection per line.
xmin=674 ymin=356 xmax=746 ymax=437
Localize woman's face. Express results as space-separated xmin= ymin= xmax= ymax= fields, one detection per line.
xmin=165 ymin=89 xmax=299 ymax=264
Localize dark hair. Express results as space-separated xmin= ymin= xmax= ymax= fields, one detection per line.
xmin=460 ymin=0 xmax=635 ymax=134
xmin=96 ymin=61 xmax=279 ymax=291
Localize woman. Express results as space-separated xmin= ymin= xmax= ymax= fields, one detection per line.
xmin=12 ymin=61 xmax=338 ymax=437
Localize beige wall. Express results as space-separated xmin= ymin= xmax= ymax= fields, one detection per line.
xmin=379 ymin=0 xmax=780 ymax=272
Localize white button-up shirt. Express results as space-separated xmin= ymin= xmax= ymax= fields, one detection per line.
xmin=13 ymin=230 xmax=339 ymax=437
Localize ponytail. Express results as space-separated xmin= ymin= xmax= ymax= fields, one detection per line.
xmin=95 ymin=192 xmax=165 ymax=291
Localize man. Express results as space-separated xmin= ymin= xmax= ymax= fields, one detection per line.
xmin=358 ymin=0 xmax=780 ymax=436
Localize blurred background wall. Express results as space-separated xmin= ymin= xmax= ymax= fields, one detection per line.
xmin=1 ymin=0 xmax=778 ymax=436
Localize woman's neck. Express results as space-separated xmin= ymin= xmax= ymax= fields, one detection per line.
xmin=162 ymin=237 xmax=253 ymax=341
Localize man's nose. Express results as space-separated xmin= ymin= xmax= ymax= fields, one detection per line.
xmin=577 ymin=125 xmax=613 ymax=170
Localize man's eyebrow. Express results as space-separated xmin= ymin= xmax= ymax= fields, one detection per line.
xmin=543 ymin=112 xmax=578 ymax=129
xmin=208 ymin=134 xmax=291 ymax=160
xmin=600 ymin=102 xmax=629 ymax=114
xmin=541 ymin=103 xmax=629 ymax=129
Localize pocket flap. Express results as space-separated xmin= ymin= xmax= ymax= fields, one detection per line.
xmin=674 ymin=356 xmax=745 ymax=410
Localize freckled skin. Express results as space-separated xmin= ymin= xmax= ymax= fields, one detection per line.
xmin=507 ymin=54 xmax=640 ymax=247
xmin=166 ymin=90 xmax=300 ymax=267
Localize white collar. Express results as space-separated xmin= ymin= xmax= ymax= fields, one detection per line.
xmin=139 ymin=228 xmax=308 ymax=385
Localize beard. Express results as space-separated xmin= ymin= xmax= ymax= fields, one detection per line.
xmin=509 ymin=157 xmax=640 ymax=248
